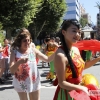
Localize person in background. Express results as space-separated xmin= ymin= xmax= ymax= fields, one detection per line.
xmin=53 ymin=19 xmax=100 ymax=100
xmin=45 ymin=37 xmax=59 ymax=80
xmin=55 ymin=37 xmax=61 ymax=46
xmin=80 ymin=37 xmax=92 ymax=62
xmin=50 ymin=37 xmax=55 ymax=43
xmin=40 ymin=38 xmax=47 ymax=67
xmin=3 ymin=38 xmax=11 ymax=79
xmin=0 ymin=43 xmax=5 ymax=84
xmin=9 ymin=28 xmax=54 ymax=100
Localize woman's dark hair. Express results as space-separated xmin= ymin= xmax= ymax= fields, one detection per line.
xmin=44 ymin=38 xmax=51 ymax=43
xmin=61 ymin=19 xmax=80 ymax=78
xmin=11 ymin=28 xmax=32 ymax=49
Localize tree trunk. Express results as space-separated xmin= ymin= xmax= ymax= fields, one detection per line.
xmin=6 ymin=28 xmax=12 ymax=40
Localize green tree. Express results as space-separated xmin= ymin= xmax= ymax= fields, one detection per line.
xmin=0 ymin=32 xmax=5 ymax=45
xmin=28 ymin=0 xmax=67 ymax=40
xmin=95 ymin=1 xmax=100 ymax=10
xmin=79 ymin=17 xmax=88 ymax=27
xmin=0 ymin=0 xmax=42 ymax=38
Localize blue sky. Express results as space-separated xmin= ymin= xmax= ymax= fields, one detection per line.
xmin=79 ymin=0 xmax=99 ymax=25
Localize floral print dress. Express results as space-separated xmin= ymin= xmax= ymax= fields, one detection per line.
xmin=12 ymin=48 xmax=41 ymax=93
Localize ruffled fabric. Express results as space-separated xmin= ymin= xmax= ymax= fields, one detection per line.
xmin=69 ymin=84 xmax=100 ymax=100
xmin=73 ymin=39 xmax=100 ymax=51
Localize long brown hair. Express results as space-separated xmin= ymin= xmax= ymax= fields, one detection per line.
xmin=11 ymin=28 xmax=32 ymax=49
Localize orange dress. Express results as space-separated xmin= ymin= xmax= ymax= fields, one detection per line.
xmin=53 ymin=47 xmax=86 ymax=100
xmin=53 ymin=47 xmax=100 ymax=100
xmin=46 ymin=43 xmax=57 ymax=80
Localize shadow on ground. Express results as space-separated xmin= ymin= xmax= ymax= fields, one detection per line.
xmin=0 ymin=86 xmax=14 ymax=91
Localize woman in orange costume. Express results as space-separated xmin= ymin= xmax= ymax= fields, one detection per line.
xmin=46 ymin=37 xmax=58 ymax=80
xmin=53 ymin=19 xmax=100 ymax=100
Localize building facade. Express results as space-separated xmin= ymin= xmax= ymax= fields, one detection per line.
xmin=63 ymin=0 xmax=80 ymax=21
xmin=79 ymin=3 xmax=86 ymax=17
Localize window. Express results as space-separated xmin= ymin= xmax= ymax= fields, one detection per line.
xmin=98 ymin=17 xmax=100 ymax=20
xmin=76 ymin=12 xmax=79 ymax=17
xmin=97 ymin=14 xmax=100 ymax=16
xmin=67 ymin=10 xmax=76 ymax=14
xmin=98 ymin=22 xmax=100 ymax=25
xmin=67 ymin=2 xmax=76 ymax=6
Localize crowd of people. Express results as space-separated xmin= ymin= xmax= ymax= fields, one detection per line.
xmin=0 ymin=19 xmax=100 ymax=100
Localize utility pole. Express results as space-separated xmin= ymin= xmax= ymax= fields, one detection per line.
xmin=95 ymin=2 xmax=100 ymax=40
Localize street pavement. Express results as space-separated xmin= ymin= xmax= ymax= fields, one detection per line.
xmin=0 ymin=60 xmax=100 ymax=100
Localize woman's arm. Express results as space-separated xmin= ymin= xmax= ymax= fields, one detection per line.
xmin=9 ymin=50 xmax=20 ymax=74
xmin=54 ymin=42 xmax=59 ymax=48
xmin=74 ymin=47 xmax=100 ymax=69
xmin=85 ymin=57 xmax=100 ymax=69
xmin=54 ymin=49 xmax=88 ymax=92
xmin=34 ymin=48 xmax=54 ymax=62
xmin=0 ymin=47 xmax=4 ymax=52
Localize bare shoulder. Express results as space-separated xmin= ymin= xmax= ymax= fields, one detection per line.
xmin=55 ymin=48 xmax=68 ymax=65
xmin=30 ymin=42 xmax=35 ymax=48
xmin=33 ymin=47 xmax=37 ymax=53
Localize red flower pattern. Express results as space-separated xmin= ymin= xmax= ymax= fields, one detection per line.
xmin=15 ymin=63 xmax=30 ymax=81
xmin=32 ymin=72 xmax=36 ymax=82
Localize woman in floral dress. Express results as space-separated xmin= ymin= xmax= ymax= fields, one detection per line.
xmin=9 ymin=28 xmax=54 ymax=100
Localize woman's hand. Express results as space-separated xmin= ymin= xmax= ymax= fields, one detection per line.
xmin=79 ymin=85 xmax=89 ymax=95
xmin=18 ymin=58 xmax=28 ymax=64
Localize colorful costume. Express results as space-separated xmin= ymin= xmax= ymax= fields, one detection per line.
xmin=12 ymin=48 xmax=41 ymax=93
xmin=46 ymin=44 xmax=57 ymax=80
xmin=53 ymin=47 xmax=100 ymax=100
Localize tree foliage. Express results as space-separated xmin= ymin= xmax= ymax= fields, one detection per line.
xmin=0 ymin=0 xmax=42 ymax=29
xmin=0 ymin=32 xmax=5 ymax=45
xmin=79 ymin=17 xmax=88 ymax=27
xmin=95 ymin=1 xmax=100 ymax=9
xmin=28 ymin=0 xmax=67 ymax=40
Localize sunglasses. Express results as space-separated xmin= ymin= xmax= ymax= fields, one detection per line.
xmin=22 ymin=39 xmax=30 ymax=42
